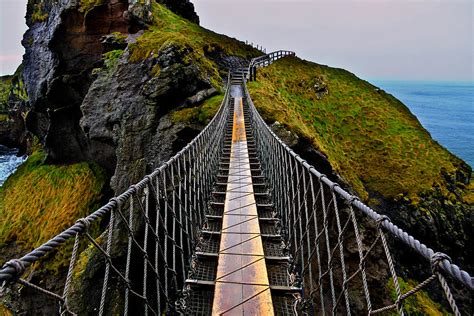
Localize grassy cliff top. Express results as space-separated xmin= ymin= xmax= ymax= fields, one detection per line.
xmin=128 ymin=2 xmax=261 ymax=88
xmin=248 ymin=56 xmax=470 ymax=203
xmin=0 ymin=150 xmax=106 ymax=252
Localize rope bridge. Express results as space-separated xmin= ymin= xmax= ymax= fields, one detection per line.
xmin=0 ymin=52 xmax=472 ymax=315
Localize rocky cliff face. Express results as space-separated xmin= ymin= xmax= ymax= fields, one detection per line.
xmin=22 ymin=0 xmax=129 ymax=163
xmin=0 ymin=67 xmax=31 ymax=153
xmin=17 ymin=0 xmax=199 ymax=166
xmin=81 ymin=44 xmax=216 ymax=192
xmin=3 ymin=0 xmax=471 ymax=314
xmin=0 ymin=1 xmax=251 ymax=313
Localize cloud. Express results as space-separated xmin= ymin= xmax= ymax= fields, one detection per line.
xmin=0 ymin=54 xmax=23 ymax=62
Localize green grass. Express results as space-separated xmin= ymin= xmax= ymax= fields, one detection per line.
xmin=171 ymin=94 xmax=224 ymax=125
xmin=30 ymin=3 xmax=48 ymax=23
xmin=103 ymin=49 xmax=124 ymax=70
xmin=387 ymin=277 xmax=450 ymax=315
xmin=0 ymin=75 xmax=12 ymax=112
xmin=0 ymin=150 xmax=106 ymax=251
xmin=248 ymin=57 xmax=468 ymax=202
xmin=79 ymin=0 xmax=106 ymax=14
xmin=9 ymin=66 xmax=28 ymax=103
xmin=128 ymin=3 xmax=260 ymax=89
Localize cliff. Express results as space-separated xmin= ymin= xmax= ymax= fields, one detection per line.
xmin=0 ymin=1 xmax=258 ymax=313
xmin=248 ymin=56 xmax=473 ymax=311
xmin=0 ymin=0 xmax=472 ymax=314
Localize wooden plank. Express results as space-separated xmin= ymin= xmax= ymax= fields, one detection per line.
xmin=212 ymin=95 xmax=274 ymax=315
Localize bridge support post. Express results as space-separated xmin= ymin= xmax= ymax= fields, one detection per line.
xmin=253 ymin=66 xmax=257 ymax=81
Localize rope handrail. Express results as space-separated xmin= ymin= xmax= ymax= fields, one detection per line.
xmin=242 ymin=75 xmax=473 ymax=292
xmin=0 ymin=74 xmax=233 ymax=314
xmin=1 ymin=50 xmax=472 ymax=315
xmin=242 ymin=67 xmax=472 ymax=314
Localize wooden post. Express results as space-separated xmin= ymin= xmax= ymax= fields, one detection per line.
xmin=253 ymin=66 xmax=257 ymax=81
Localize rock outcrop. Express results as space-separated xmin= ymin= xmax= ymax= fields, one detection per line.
xmin=81 ymin=44 xmax=213 ymax=192
xmin=3 ymin=0 xmax=470 ymax=314
xmin=18 ymin=0 xmax=199 ymax=165
xmin=0 ymin=67 xmax=31 ymax=153
xmin=159 ymin=0 xmax=199 ymax=23
xmin=21 ymin=0 xmax=129 ymax=163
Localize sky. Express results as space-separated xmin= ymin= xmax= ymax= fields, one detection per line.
xmin=0 ymin=0 xmax=28 ymax=76
xmin=0 ymin=0 xmax=473 ymax=81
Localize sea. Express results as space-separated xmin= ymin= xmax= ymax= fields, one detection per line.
xmin=0 ymin=81 xmax=472 ymax=186
xmin=372 ymin=80 xmax=473 ymax=168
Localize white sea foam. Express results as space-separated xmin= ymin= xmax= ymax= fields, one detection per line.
xmin=0 ymin=145 xmax=26 ymax=186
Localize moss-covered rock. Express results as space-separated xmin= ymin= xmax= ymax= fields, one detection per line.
xmin=387 ymin=277 xmax=450 ymax=315
xmin=79 ymin=0 xmax=106 ymax=15
xmin=128 ymin=3 xmax=259 ymax=89
xmin=171 ymin=93 xmax=223 ymax=125
xmin=0 ymin=76 xmax=12 ymax=113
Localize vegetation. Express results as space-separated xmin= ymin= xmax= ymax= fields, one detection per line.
xmin=128 ymin=3 xmax=260 ymax=88
xmin=463 ymin=181 xmax=474 ymax=204
xmin=387 ymin=277 xmax=449 ymax=315
xmin=30 ymin=3 xmax=48 ymax=23
xmin=9 ymin=66 xmax=28 ymax=103
xmin=0 ymin=149 xmax=106 ymax=252
xmin=79 ymin=0 xmax=106 ymax=14
xmin=0 ymin=75 xmax=12 ymax=113
xmin=248 ymin=57 xmax=469 ymax=202
xmin=109 ymin=32 xmax=127 ymax=46
xmin=103 ymin=49 xmax=125 ymax=70
xmin=171 ymin=94 xmax=224 ymax=125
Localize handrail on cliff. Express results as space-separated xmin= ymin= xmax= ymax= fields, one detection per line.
xmin=0 ymin=73 xmax=233 ymax=314
xmin=246 ymin=50 xmax=295 ymax=81
xmin=0 ymin=50 xmax=472 ymax=315
xmin=242 ymin=51 xmax=473 ymax=292
xmin=240 ymin=52 xmax=472 ymax=315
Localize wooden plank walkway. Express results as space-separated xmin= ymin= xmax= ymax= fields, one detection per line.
xmin=212 ymin=91 xmax=274 ymax=315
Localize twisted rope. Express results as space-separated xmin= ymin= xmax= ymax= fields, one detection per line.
xmin=243 ymin=78 xmax=473 ymax=291
xmin=0 ymin=56 xmax=472 ymax=315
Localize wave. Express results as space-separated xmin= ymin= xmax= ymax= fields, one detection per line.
xmin=0 ymin=145 xmax=26 ymax=187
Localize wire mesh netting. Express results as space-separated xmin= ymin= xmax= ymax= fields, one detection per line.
xmin=244 ymin=72 xmax=473 ymax=315
xmin=0 ymin=51 xmax=472 ymax=315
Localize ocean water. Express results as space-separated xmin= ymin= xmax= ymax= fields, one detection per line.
xmin=0 ymin=145 xmax=26 ymax=187
xmin=372 ymin=80 xmax=474 ymax=168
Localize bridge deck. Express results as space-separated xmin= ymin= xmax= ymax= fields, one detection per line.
xmin=212 ymin=88 xmax=274 ymax=315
